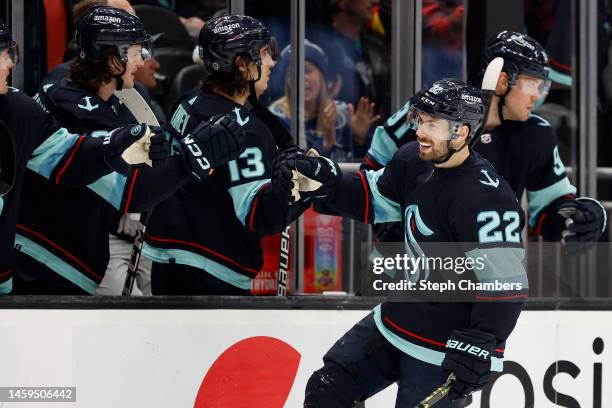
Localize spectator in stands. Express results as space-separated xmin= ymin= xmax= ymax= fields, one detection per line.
xmin=133 ymin=33 xmax=166 ymax=125
xmin=319 ymin=0 xmax=389 ymax=157
xmin=269 ymin=40 xmax=353 ymax=161
xmin=131 ymin=0 xmax=225 ymax=39
xmin=421 ymin=0 xmax=465 ymax=88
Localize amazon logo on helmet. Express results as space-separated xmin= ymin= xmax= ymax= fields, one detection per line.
xmin=75 ymin=6 xmax=150 ymax=63
xmin=413 ymin=79 xmax=485 ymax=141
xmin=199 ymin=14 xmax=276 ymax=73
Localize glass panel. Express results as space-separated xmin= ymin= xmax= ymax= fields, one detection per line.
xmin=300 ymin=0 xmax=392 ymax=294
xmin=421 ymin=0 xmax=466 ymax=88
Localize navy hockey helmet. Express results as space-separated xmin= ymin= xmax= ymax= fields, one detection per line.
xmin=198 ymin=14 xmax=278 ymax=74
xmin=0 ymin=18 xmax=19 ymax=64
xmin=483 ymin=31 xmax=550 ymax=90
xmin=409 ymin=79 xmax=485 ymax=142
xmin=75 ymin=6 xmax=152 ymax=63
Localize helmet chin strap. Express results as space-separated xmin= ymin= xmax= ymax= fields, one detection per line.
xmin=246 ymin=65 xmax=262 ymax=104
xmin=113 ymin=63 xmax=127 ymax=91
xmin=432 ymin=137 xmax=469 ymax=165
xmin=495 ymin=81 xmax=512 ymax=123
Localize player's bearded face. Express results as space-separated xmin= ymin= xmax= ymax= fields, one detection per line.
xmin=415 ymin=113 xmax=454 ymax=161
xmin=0 ymin=48 xmax=14 ymax=95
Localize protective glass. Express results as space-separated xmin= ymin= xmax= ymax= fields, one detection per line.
xmin=515 ymin=76 xmax=551 ymax=97
xmin=407 ymin=107 xmax=461 ymax=140
xmin=0 ymin=41 xmax=19 ymax=65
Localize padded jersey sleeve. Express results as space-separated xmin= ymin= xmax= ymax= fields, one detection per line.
xmin=318 ymin=142 xmax=424 ymax=224
xmin=524 ymin=114 xmax=577 ymax=228
xmin=222 ymin=109 xmax=308 ymax=234
xmin=362 ymin=98 xmax=416 ymax=170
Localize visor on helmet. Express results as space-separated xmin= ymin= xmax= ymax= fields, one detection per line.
xmin=515 ymin=75 xmax=551 ymax=97
xmin=0 ymin=41 xmax=18 ymax=65
xmin=117 ymin=35 xmax=153 ymax=63
xmin=408 ymin=106 xmax=464 ymax=141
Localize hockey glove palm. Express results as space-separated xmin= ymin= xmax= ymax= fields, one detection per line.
xmin=103 ymin=123 xmax=150 ymax=174
xmin=179 ymin=114 xmax=246 ymax=180
xmin=441 ymin=329 xmax=496 ymax=401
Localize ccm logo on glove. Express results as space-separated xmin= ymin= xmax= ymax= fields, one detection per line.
xmin=446 ymin=340 xmax=490 ymax=360
xmin=181 ymin=135 xmax=211 ymax=172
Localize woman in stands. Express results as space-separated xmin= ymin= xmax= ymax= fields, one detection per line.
xmin=269 ymin=40 xmax=353 ymax=161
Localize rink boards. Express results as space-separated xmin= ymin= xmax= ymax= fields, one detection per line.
xmin=0 ymin=307 xmax=610 ymax=407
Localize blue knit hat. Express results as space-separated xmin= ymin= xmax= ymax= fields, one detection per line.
xmin=277 ymin=39 xmax=329 ymax=81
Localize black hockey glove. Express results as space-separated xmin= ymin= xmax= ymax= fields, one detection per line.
xmin=539 ymin=197 xmax=606 ymax=255
xmin=148 ymin=127 xmax=171 ymax=166
xmin=272 ymin=148 xmax=342 ymax=204
xmin=558 ymin=198 xmax=607 ymax=255
xmin=178 ymin=114 xmax=246 ymax=181
xmin=441 ymin=329 xmax=496 ymax=401
xmin=271 ymin=145 xmax=301 ymax=200
xmin=103 ymin=123 xmax=150 ymax=175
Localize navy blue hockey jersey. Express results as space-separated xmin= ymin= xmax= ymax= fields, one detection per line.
xmin=142 ymin=89 xmax=307 ymax=289
xmin=0 ymin=87 xmax=124 ymax=293
xmin=325 ymin=142 xmax=527 ymax=370
xmin=15 ymin=81 xmax=191 ymax=294
xmin=364 ymin=102 xmax=576 ymax=230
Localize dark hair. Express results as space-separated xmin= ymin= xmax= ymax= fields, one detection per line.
xmin=68 ymin=46 xmax=121 ymax=92
xmin=72 ymin=0 xmax=106 ymax=26
xmin=202 ymin=54 xmax=253 ymax=97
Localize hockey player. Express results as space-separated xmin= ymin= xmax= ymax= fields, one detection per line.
xmin=0 ymin=18 xmax=159 ymax=294
xmin=141 ymin=15 xmax=309 ymax=295
xmin=273 ymin=79 xmax=528 ymax=407
xmin=13 ymin=7 xmax=246 ymax=294
xmin=363 ymin=31 xmax=606 ymax=250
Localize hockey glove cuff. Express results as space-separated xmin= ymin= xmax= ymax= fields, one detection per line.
xmin=441 ymin=329 xmax=496 ymax=401
xmin=178 ymin=114 xmax=246 ymax=181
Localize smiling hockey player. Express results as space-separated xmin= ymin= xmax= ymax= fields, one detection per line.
xmin=0 ymin=17 xmax=162 ymax=294
xmin=273 ymin=79 xmax=528 ymax=407
xmin=141 ymin=15 xmax=310 ymax=295
xmin=13 ymin=7 xmax=246 ymax=295
xmin=363 ymin=31 xmax=606 ymax=252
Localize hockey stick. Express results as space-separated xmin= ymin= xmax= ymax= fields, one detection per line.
xmin=415 ymin=374 xmax=455 ymax=408
xmin=415 ymin=58 xmax=504 ymax=407
xmin=469 ymin=57 xmax=504 ymax=148
xmin=247 ymin=87 xmax=296 ymax=297
xmin=115 ymin=88 xmax=161 ymax=296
